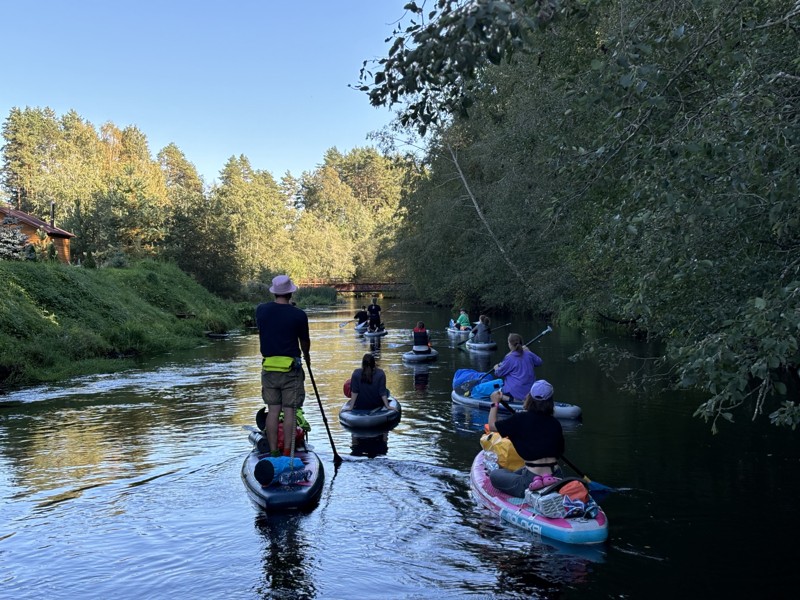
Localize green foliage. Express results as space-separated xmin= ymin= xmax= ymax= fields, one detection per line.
xmin=299 ymin=147 xmax=408 ymax=280
xmin=357 ymin=0 xmax=583 ymax=135
xmin=1 ymin=105 xmax=417 ymax=299
xmin=0 ymin=217 xmax=29 ymax=260
xmin=0 ymin=260 xmax=242 ymax=388
xmin=386 ymin=0 xmax=800 ymax=429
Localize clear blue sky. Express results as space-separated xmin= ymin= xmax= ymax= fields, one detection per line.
xmin=0 ymin=1 xmax=407 ymax=184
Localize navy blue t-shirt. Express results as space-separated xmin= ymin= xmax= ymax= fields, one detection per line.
xmin=255 ymin=302 xmax=309 ymax=357
xmin=494 ymin=410 xmax=564 ymax=461
xmin=350 ymin=368 xmax=388 ymax=410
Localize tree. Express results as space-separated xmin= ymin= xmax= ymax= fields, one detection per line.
xmin=0 ymin=216 xmax=29 ymax=260
xmin=157 ymin=144 xmax=242 ymax=295
xmin=211 ymin=155 xmax=292 ymax=282
xmin=381 ymin=0 xmax=800 ymax=429
xmin=357 ymin=0 xmax=568 ymax=135
xmin=1 ymin=107 xmax=61 ymax=213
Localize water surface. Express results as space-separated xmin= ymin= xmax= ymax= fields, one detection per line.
xmin=1 ymin=301 xmax=797 ymax=599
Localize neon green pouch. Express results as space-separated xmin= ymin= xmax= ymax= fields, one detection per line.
xmin=262 ymin=356 xmax=295 ymax=372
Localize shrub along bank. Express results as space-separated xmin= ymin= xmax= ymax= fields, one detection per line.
xmin=0 ymin=260 xmax=246 ymax=389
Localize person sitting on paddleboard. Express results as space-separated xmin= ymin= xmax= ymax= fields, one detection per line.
xmin=470 ymin=314 xmax=492 ymax=343
xmin=492 ymin=333 xmax=543 ymax=404
xmin=454 ymin=308 xmax=471 ymax=330
xmin=412 ymin=321 xmax=432 ymax=354
xmin=354 ymin=305 xmax=369 ymax=326
xmin=486 ymin=380 xmax=564 ymax=497
xmin=342 ymin=353 xmax=396 ymax=412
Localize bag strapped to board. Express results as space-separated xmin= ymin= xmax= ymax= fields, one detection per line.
xmin=262 ymin=356 xmax=301 ymax=372
xmin=480 ymin=431 xmax=525 ymax=471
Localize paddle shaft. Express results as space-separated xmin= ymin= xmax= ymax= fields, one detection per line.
xmin=559 ymin=454 xmax=590 ymax=481
xmin=524 ymin=325 xmax=553 ymax=348
xmin=457 ymin=322 xmax=511 ymax=346
xmin=305 ymin=359 xmax=343 ymax=466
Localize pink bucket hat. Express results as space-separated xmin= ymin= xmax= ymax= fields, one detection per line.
xmin=269 ymin=274 xmax=298 ymax=295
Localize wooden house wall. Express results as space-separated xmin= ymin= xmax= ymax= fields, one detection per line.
xmin=2 ymin=221 xmax=72 ymax=263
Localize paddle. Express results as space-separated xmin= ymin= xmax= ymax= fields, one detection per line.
xmin=457 ymin=321 xmax=512 ymax=346
xmin=559 ymin=454 xmax=615 ymax=494
xmin=495 ymin=396 xmax=612 ymax=494
xmin=524 ymin=325 xmax=553 ymax=347
xmin=305 ymin=359 xmax=343 ymax=466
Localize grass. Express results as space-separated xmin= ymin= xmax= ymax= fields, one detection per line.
xmin=0 ymin=259 xmax=244 ymax=389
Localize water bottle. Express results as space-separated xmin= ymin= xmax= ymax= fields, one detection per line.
xmin=484 ymin=450 xmax=499 ymax=472
xmin=279 ymin=469 xmax=311 ymax=485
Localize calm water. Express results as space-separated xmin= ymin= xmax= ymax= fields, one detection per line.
xmin=1 ymin=301 xmax=798 ymax=599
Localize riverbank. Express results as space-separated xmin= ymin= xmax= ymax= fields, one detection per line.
xmin=0 ymin=260 xmax=247 ymax=389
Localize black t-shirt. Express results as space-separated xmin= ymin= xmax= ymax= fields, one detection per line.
xmin=367 ymin=304 xmax=381 ymax=319
xmin=354 ymin=310 xmax=368 ymax=323
xmin=255 ymin=302 xmax=309 ymax=357
xmin=495 ymin=410 xmax=564 ymax=461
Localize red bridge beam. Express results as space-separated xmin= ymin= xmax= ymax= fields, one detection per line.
xmin=296 ymin=280 xmax=407 ymax=293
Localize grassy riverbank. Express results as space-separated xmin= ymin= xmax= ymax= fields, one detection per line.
xmin=0 ymin=260 xmax=248 ymax=389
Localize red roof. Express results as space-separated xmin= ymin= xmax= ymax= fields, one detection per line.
xmin=0 ymin=204 xmax=75 ymax=238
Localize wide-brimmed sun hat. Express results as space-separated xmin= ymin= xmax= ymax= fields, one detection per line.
xmin=269 ymin=274 xmax=298 ymax=295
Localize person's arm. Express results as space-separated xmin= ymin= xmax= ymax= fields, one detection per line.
xmin=300 ymin=338 xmax=311 ymax=364
xmin=487 ymin=390 xmax=502 ymax=431
xmin=494 ymin=359 xmax=508 ymax=377
xmin=383 ymin=395 xmax=395 ymax=410
xmin=343 ymin=392 xmax=357 ymax=411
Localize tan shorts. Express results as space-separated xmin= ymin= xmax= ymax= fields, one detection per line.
xmin=261 ymin=369 xmax=306 ymax=409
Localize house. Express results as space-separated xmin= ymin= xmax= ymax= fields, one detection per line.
xmin=0 ymin=203 xmax=75 ymax=263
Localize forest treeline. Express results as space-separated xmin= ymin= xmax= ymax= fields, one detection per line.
xmin=2 ymin=1 xmax=798 ymax=430
xmin=1 ymin=108 xmax=415 ymax=296
xmin=366 ymin=0 xmax=798 ymax=431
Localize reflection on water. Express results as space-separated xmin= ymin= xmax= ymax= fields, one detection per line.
xmin=350 ymin=431 xmax=389 ymax=457
xmin=255 ymin=513 xmax=316 ymax=598
xmin=412 ymin=364 xmax=430 ymax=393
xmin=368 ymin=336 xmax=382 ymax=357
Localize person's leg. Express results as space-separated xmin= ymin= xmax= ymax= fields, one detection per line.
xmin=261 ymin=371 xmax=282 ymax=455
xmin=281 ymin=406 xmax=295 ymax=455
xmin=489 ymin=467 xmax=535 ymax=498
xmin=281 ymin=370 xmax=306 ymax=455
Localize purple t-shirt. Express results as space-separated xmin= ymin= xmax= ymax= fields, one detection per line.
xmin=494 ymin=348 xmax=543 ymax=400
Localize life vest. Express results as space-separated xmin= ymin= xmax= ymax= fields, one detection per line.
xmin=412 ymin=328 xmax=429 ymax=346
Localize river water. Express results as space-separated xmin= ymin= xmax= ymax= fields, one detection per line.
xmin=1 ymin=300 xmax=797 ymax=599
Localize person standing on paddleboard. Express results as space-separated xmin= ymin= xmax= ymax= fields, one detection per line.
xmin=256 ymin=275 xmax=311 ymax=457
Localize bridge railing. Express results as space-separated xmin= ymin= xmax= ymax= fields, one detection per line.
xmin=296 ymin=279 xmax=408 ymax=292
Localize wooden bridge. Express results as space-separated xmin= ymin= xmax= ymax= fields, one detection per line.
xmin=296 ymin=279 xmax=409 ymax=295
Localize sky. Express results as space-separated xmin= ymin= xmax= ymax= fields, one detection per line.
xmin=0 ymin=1 xmax=408 ymax=185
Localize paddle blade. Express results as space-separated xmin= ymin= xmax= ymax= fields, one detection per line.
xmin=586 ymin=479 xmax=615 ymax=495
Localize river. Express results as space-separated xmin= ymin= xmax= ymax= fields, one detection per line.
xmin=0 ymin=300 xmax=797 ymax=599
